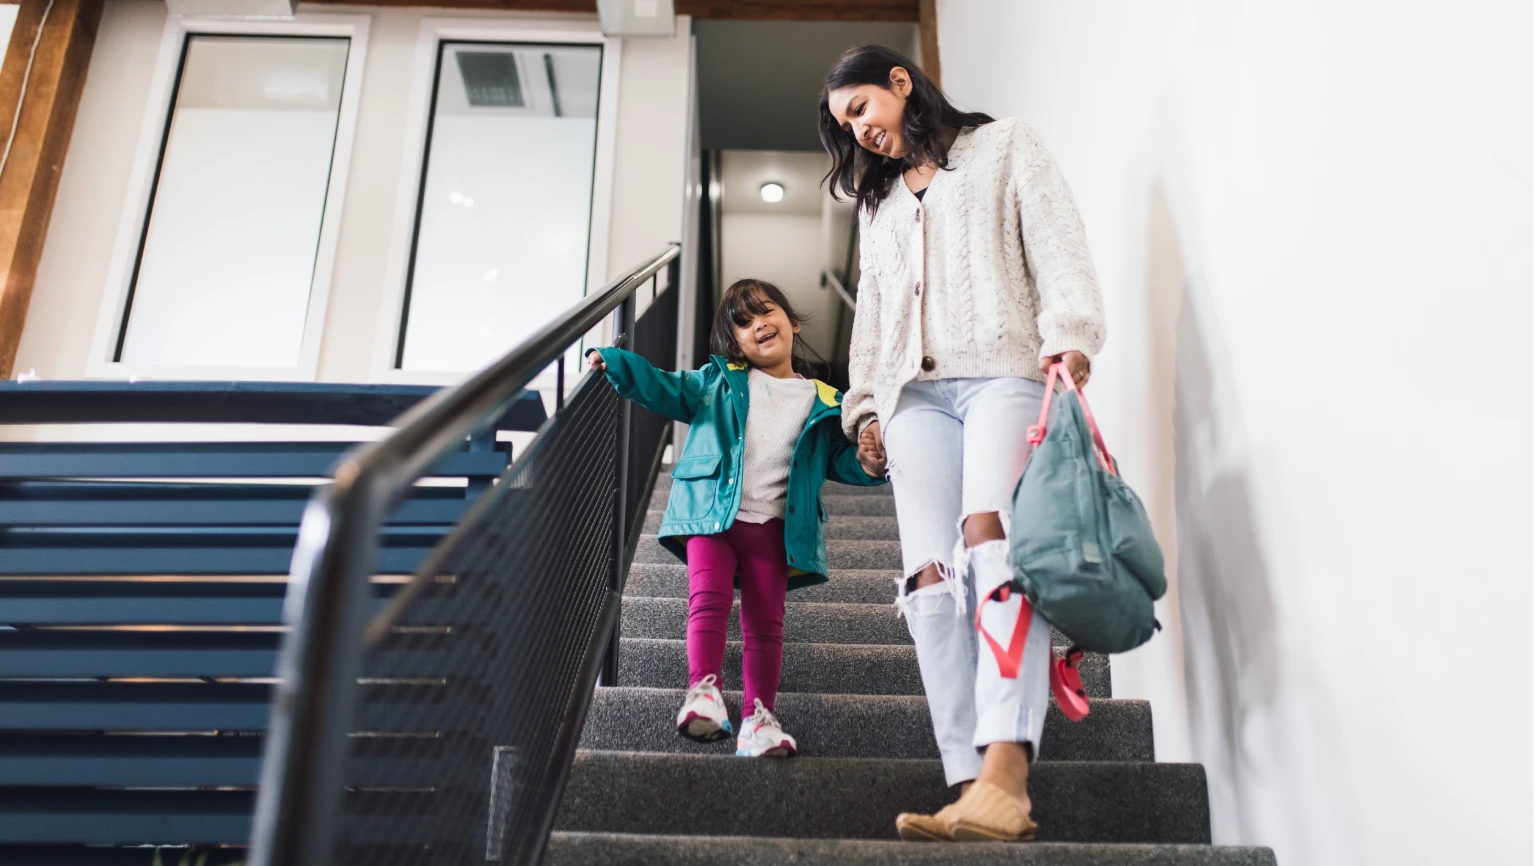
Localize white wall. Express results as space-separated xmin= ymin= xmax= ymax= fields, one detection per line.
xmin=936 ymin=2 xmax=1532 ymax=865
xmin=0 ymin=5 xmax=18 ymax=54
xmin=720 ymin=214 xmax=829 ymax=356
xmin=13 ymin=1 xmax=690 ymax=386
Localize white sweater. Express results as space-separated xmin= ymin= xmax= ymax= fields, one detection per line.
xmin=842 ymin=118 xmax=1107 ymax=440
xmin=738 ymin=368 xmax=817 ymax=522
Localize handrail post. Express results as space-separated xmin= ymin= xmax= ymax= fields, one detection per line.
xmin=249 ymin=474 xmax=382 ymax=866
xmin=601 ymin=292 xmax=636 ymax=686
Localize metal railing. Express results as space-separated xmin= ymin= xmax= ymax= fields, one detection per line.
xmin=821 ymin=268 xmax=857 ymax=313
xmin=248 ymin=245 xmax=682 ymax=866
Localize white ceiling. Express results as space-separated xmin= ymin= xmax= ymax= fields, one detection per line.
xmin=720 ymin=150 xmax=832 ymax=216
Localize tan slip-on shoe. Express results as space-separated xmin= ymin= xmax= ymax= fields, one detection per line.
xmin=943 ymin=780 xmax=1038 ymax=842
xmin=895 ymin=801 xmax=964 ymax=842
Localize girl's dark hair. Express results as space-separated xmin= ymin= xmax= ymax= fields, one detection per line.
xmin=818 ymin=44 xmax=994 ymax=216
xmin=711 ymin=279 xmax=826 ymax=379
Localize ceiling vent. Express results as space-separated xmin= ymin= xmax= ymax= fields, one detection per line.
xmin=165 ymin=0 xmax=297 ymax=17
xmin=456 ymin=52 xmax=525 ymax=108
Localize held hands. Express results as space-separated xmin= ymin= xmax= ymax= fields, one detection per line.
xmin=857 ymin=421 xmax=887 ymax=478
xmin=1040 ymin=351 xmax=1091 ymax=389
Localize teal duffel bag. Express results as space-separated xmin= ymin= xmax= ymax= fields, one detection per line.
xmin=1008 ymin=363 xmax=1167 ymax=656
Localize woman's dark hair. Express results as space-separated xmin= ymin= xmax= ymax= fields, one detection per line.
xmin=818 ymin=44 xmax=994 ymax=216
xmin=711 ymin=279 xmax=827 ymax=379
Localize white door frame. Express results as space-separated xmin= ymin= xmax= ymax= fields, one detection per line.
xmin=368 ymin=16 xmax=623 ymax=386
xmin=86 ymin=12 xmax=372 ymax=382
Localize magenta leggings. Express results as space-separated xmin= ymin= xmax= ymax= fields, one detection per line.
xmin=685 ymin=519 xmax=789 ymax=717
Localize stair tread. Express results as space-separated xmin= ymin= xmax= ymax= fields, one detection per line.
xmin=581 ymin=687 xmax=1152 ymax=762
xmin=620 ymin=596 xmax=1073 ymax=646
xmin=618 ymin=638 xmax=1110 ymax=698
xmin=547 ymin=833 xmax=1277 ymax=865
xmin=627 ymin=563 xmax=900 ymax=604
xmin=635 ymin=536 xmax=901 ymax=569
xmin=557 ymin=752 xmax=1211 ymax=844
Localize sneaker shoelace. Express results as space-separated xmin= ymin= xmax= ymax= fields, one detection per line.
xmin=744 ymin=698 xmax=780 ymax=733
xmin=685 ymin=674 xmax=720 ymax=705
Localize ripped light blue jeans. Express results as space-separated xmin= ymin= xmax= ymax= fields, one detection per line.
xmin=883 ymin=376 xmax=1054 ymax=787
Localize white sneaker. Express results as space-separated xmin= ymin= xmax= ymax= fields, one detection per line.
xmin=736 ymin=698 xmax=797 ymax=758
xmin=676 ymin=674 xmax=733 ymax=742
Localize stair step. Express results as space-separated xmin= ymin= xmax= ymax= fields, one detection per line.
xmin=622 ymin=597 xmax=910 ymax=645
xmin=546 ymin=833 xmax=1277 ymax=865
xmin=643 ymin=510 xmax=900 ymax=539
xmin=556 ymin=752 xmax=1210 ymax=843
xmin=616 ymin=638 xmax=1110 ymax=698
xmin=650 ymin=488 xmax=896 ymax=517
xmin=580 ymin=688 xmax=1153 ymax=762
xmin=620 ymin=596 xmax=1073 ymax=647
xmin=627 ymin=564 xmax=900 ymax=604
xmin=654 ymin=474 xmax=894 ymax=498
xmin=634 ymin=537 xmax=902 ymax=570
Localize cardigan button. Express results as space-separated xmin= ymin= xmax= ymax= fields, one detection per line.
xmin=914 ymin=209 xmax=921 ymax=222
xmin=921 ymin=356 xmax=936 ymax=372
xmin=914 ymin=281 xmax=921 ymax=295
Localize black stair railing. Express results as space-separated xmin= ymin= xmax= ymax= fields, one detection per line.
xmin=249 ymin=245 xmax=682 ymax=866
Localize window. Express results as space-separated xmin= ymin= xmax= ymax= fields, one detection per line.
xmin=92 ymin=16 xmax=368 ymax=379
xmin=384 ymin=28 xmax=618 ymax=377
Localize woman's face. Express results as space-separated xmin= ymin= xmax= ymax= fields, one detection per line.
xmin=827 ymin=67 xmax=912 ymax=160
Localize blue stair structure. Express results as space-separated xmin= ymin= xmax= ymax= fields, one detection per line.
xmin=0 ymin=381 xmax=546 ymax=865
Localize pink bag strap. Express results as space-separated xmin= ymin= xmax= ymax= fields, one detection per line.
xmin=1026 ymin=362 xmax=1117 ymax=476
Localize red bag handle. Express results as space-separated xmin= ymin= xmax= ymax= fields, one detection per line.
xmin=1027 ymin=362 xmax=1117 ymax=477
xmin=973 ymin=583 xmax=1093 ymax=723
xmin=974 ymin=583 xmax=1033 ymax=679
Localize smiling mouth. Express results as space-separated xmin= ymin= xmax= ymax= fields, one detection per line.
xmin=756 ymin=331 xmax=778 ymax=346
xmin=874 ymin=130 xmax=887 ymax=151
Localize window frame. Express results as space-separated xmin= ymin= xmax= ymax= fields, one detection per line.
xmin=369 ymin=17 xmax=623 ymax=386
xmin=86 ymin=12 xmax=371 ymax=382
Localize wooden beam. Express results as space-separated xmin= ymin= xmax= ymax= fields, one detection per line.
xmin=302 ymin=0 xmax=921 ymax=21
xmin=0 ymin=0 xmax=103 ymax=379
xmin=918 ymin=0 xmax=939 ymax=85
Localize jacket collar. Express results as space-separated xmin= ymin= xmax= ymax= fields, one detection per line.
xmin=713 ymin=356 xmax=843 ymax=423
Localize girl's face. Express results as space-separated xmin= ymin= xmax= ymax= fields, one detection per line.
xmin=733 ymin=296 xmax=800 ymax=371
xmin=826 ymin=67 xmax=913 ymax=160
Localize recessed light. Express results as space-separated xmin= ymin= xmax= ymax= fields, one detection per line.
xmin=449 ymin=191 xmax=464 ymax=204
xmin=483 ymin=269 xmax=499 ymax=282
xmin=463 ymin=197 xmax=476 ymax=208
xmin=760 ymin=182 xmax=784 ymax=204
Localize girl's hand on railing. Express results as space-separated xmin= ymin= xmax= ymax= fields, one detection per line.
xmin=587 ymin=351 xmax=607 ymax=373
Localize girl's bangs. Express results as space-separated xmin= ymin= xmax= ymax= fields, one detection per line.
xmin=725 ymin=286 xmax=777 ymax=327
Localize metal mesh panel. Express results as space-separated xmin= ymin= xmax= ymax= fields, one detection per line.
xmin=626 ymin=283 xmax=680 ymax=546
xmin=337 ymin=373 xmax=621 ymax=865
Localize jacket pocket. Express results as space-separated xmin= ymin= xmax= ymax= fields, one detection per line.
xmin=672 ymin=455 xmax=721 ymax=480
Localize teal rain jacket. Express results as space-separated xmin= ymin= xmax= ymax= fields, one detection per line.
xmin=593 ymin=348 xmax=886 ymax=590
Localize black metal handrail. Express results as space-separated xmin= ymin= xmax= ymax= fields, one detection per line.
xmin=247 ymin=244 xmax=682 ymax=866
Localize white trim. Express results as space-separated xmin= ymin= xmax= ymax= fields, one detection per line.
xmin=85 ymin=12 xmax=371 ymax=383
xmin=368 ymin=16 xmax=623 ymax=386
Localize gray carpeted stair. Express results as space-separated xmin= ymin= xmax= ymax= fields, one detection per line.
xmin=551 ymin=466 xmax=1276 ymax=864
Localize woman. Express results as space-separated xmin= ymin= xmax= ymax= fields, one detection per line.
xmin=820 ymin=45 xmax=1106 ymax=842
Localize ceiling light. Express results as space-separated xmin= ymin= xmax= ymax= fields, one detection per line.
xmin=449 ymin=191 xmax=464 ymax=204
xmin=463 ymin=197 xmax=476 ymax=208
xmin=760 ymin=183 xmax=784 ymax=204
xmin=483 ymin=269 xmax=499 ymax=282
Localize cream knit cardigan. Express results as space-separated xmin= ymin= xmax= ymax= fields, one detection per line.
xmin=843 ymin=118 xmax=1107 ymax=440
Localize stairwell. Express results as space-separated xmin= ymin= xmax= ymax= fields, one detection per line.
xmin=548 ymin=466 xmax=1277 ymax=863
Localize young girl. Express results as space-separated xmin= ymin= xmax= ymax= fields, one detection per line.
xmin=587 ymin=279 xmax=887 ymax=758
